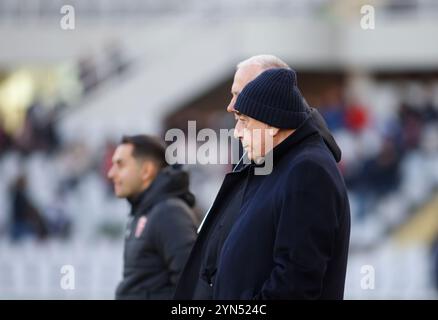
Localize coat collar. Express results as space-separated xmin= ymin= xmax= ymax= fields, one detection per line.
xmin=127 ymin=166 xmax=195 ymax=216
xmin=269 ymin=117 xmax=320 ymax=164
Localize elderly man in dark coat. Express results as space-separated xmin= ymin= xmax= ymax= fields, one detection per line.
xmin=213 ymin=68 xmax=350 ymax=299
xmin=175 ymin=59 xmax=350 ymax=300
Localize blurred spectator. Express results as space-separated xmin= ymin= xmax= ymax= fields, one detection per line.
xmin=13 ymin=101 xmax=61 ymax=154
xmin=105 ymin=40 xmax=130 ymax=77
xmin=44 ymin=186 xmax=72 ymax=239
xmin=14 ymin=106 xmax=36 ymax=154
xmin=78 ymin=55 xmax=99 ymax=95
xmin=9 ymin=174 xmax=49 ymax=242
xmin=344 ymin=103 xmax=369 ymax=133
xmin=399 ymin=103 xmax=424 ymax=151
xmin=319 ymin=85 xmax=346 ymax=131
xmin=40 ymin=108 xmax=60 ymax=153
xmin=0 ymin=113 xmax=12 ymax=155
xmin=346 ymin=136 xmax=402 ymax=221
xmin=363 ymin=137 xmax=402 ymax=195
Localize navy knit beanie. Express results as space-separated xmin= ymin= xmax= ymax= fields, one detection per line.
xmin=235 ymin=68 xmax=309 ymax=129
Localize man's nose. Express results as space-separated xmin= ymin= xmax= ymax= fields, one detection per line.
xmin=226 ymin=96 xmax=236 ymax=113
xmin=107 ymin=166 xmax=115 ymax=179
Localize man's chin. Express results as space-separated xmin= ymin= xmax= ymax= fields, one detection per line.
xmin=248 ymin=152 xmax=265 ymax=164
xmin=114 ymin=190 xmax=126 ymax=198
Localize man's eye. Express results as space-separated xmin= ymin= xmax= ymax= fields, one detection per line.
xmin=234 ymin=114 xmax=245 ymax=122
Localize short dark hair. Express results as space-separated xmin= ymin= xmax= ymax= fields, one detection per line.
xmin=121 ymin=135 xmax=167 ymax=169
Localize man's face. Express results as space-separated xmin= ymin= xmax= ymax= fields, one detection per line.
xmin=228 ymin=64 xmax=272 ymax=162
xmin=107 ymin=144 xmax=145 ymax=198
xmin=227 ymin=64 xmax=264 ymax=113
xmin=234 ymin=111 xmax=271 ymax=162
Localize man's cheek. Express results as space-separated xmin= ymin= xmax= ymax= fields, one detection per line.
xmin=243 ymin=130 xmax=252 ymax=145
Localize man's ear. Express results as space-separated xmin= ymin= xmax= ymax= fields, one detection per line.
xmin=140 ymin=160 xmax=157 ymax=183
xmin=267 ymin=126 xmax=280 ymax=137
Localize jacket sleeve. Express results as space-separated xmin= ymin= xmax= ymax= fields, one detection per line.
xmin=151 ymin=200 xmax=197 ymax=287
xmin=254 ymin=161 xmax=340 ymax=299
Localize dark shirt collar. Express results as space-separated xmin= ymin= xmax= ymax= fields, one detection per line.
xmin=127 ymin=187 xmax=149 ymax=215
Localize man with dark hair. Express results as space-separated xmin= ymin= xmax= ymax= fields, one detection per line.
xmin=108 ymin=134 xmax=198 ymax=299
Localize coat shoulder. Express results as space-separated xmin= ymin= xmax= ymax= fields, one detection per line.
xmin=147 ymin=198 xmax=198 ymax=230
xmin=278 ymin=141 xmax=342 ymax=190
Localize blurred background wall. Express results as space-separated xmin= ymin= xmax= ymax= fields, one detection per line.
xmin=1 ymin=0 xmax=438 ymax=299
